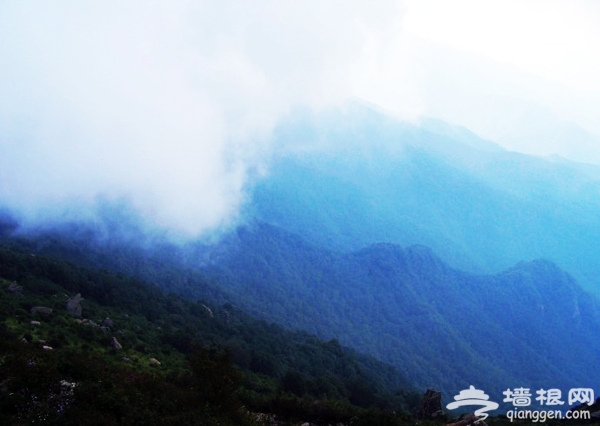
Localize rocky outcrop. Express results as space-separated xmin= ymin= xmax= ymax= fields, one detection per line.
xmin=66 ymin=293 xmax=83 ymax=317
xmin=200 ymin=304 xmax=214 ymax=318
xmin=418 ymin=389 xmax=445 ymax=420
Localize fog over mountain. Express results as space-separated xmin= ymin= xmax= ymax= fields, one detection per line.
xmin=250 ymin=105 xmax=600 ymax=295
xmin=3 ymin=3 xmax=600 ymax=423
xmin=2 ymin=1 xmax=600 ymax=239
xmin=0 ymin=0 xmax=393 ymax=236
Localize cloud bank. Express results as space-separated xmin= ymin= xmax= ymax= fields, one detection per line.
xmin=0 ymin=0 xmax=399 ymax=237
xmin=1 ymin=0 xmax=599 ymax=237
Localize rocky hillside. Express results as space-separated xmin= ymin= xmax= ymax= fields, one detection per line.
xmin=0 ymin=243 xmax=420 ymax=425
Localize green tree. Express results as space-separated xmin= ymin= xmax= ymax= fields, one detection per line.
xmin=189 ymin=347 xmax=242 ymax=413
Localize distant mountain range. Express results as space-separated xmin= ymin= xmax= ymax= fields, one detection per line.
xmin=4 ymin=214 xmax=599 ymax=402
xmin=205 ymin=222 xmax=600 ymax=400
xmin=251 ymin=104 xmax=600 ymax=295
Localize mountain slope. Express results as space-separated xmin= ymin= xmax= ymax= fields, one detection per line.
xmin=251 ymin=105 xmax=600 ymax=294
xmin=2 ymin=213 xmax=599 ymax=408
xmin=205 ymin=222 xmax=600 ymax=400
xmin=0 ymin=242 xmax=418 ymax=424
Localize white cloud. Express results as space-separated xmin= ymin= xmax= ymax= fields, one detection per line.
xmin=1 ymin=0 xmax=599 ymax=237
xmin=402 ymin=0 xmax=600 ymax=92
xmin=0 ymin=0 xmax=400 ymax=236
xmin=348 ymin=0 xmax=600 ymax=160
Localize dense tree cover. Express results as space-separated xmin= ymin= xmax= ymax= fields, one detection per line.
xmin=0 ymin=335 xmax=254 ymax=425
xmin=203 ymin=223 xmax=600 ymax=399
xmin=0 ymin=244 xmax=419 ymax=425
xmin=3 ymin=215 xmax=600 ymax=404
xmin=2 ymin=218 xmax=600 ymax=425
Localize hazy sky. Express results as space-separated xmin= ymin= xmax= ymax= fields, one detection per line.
xmin=1 ymin=0 xmax=599 ymax=236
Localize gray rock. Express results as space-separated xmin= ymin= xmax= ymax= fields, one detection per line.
xmin=7 ymin=282 xmax=23 ymax=296
xmin=200 ymin=304 xmax=214 ymax=318
xmin=149 ymin=358 xmax=161 ymax=366
xmin=110 ymin=337 xmax=123 ymax=350
xmin=66 ymin=294 xmax=84 ymax=317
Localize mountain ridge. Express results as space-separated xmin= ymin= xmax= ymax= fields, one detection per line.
xmin=252 ymin=106 xmax=600 ymax=294
xmin=1 ymin=212 xmax=599 ymax=406
xmin=205 ymin=221 xmax=600 ymax=398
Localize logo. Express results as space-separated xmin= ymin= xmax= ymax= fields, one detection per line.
xmin=446 ymin=385 xmax=499 ymax=421
xmin=447 ymin=386 xmax=595 ymax=423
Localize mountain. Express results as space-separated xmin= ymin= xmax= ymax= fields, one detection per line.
xmin=205 ymin=222 xmax=600 ymax=400
xmin=7 ymin=214 xmax=599 ymax=404
xmin=251 ymin=104 xmax=600 ymax=294
xmin=2 ymin=105 xmax=600 ymax=418
xmin=0 ymin=241 xmax=418 ymax=425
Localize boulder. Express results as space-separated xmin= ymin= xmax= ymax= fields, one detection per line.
xmin=7 ymin=282 xmax=23 ymax=296
xmin=110 ymin=337 xmax=123 ymax=350
xmin=66 ymin=293 xmax=84 ymax=317
xmin=149 ymin=358 xmax=161 ymax=366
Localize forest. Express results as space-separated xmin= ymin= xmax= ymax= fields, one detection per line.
xmin=0 ymin=242 xmax=420 ymax=425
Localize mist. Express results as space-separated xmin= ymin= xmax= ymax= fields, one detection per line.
xmin=2 ymin=0 xmax=600 ymax=239
xmin=0 ymin=0 xmax=395 ymax=238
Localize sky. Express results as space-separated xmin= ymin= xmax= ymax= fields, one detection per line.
xmin=1 ymin=0 xmax=599 ymax=237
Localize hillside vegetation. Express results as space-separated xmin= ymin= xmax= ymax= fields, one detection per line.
xmin=0 ymin=243 xmax=419 ymax=425
xmin=207 ymin=223 xmax=600 ymax=398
